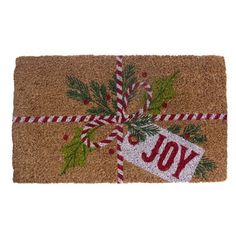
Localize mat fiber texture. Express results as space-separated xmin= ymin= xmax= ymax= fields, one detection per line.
xmin=12 ymin=55 xmax=227 ymax=183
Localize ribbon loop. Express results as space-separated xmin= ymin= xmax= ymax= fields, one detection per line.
xmin=123 ymin=81 xmax=153 ymax=116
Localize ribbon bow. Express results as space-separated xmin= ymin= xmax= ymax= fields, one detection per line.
xmin=80 ymin=56 xmax=153 ymax=183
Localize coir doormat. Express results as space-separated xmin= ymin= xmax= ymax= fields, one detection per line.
xmin=12 ymin=55 xmax=227 ymax=183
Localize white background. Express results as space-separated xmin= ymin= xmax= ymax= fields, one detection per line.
xmin=0 ymin=0 xmax=235 ymax=235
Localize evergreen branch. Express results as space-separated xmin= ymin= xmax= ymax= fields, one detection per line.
xmin=87 ymin=107 xmax=111 ymax=115
xmin=66 ymin=90 xmax=81 ymax=101
xmin=130 ymin=114 xmax=153 ymax=126
xmin=126 ymin=115 xmax=159 ymax=142
xmin=183 ymin=124 xmax=201 ymax=135
xmin=109 ymin=78 xmax=116 ymax=96
xmin=167 ymin=124 xmax=207 ymax=144
xmin=100 ymin=84 xmax=107 ymax=101
xmin=90 ymin=81 xmax=101 ymax=99
xmin=66 ymin=76 xmax=91 ymax=102
xmin=112 ymin=99 xmax=117 ymax=111
xmin=194 ymin=157 xmax=217 ymax=180
xmin=189 ymin=134 xmax=207 ymax=144
xmin=66 ymin=76 xmax=116 ymax=115
xmin=89 ymin=80 xmax=115 ymax=115
xmin=181 ymin=124 xmax=207 ymax=144
xmin=167 ymin=124 xmax=181 ymax=134
xmin=123 ymin=64 xmax=135 ymax=81
xmin=122 ymin=64 xmax=137 ymax=102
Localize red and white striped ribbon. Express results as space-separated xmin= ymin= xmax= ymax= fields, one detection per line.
xmin=13 ymin=113 xmax=227 ymax=124
xmin=115 ymin=56 xmax=125 ymax=183
xmin=13 ymin=115 xmax=100 ymax=123
xmin=153 ymin=113 xmax=227 ymax=121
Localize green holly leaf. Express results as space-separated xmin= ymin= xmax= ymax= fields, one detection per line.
xmin=148 ymin=71 xmax=179 ymax=114
xmin=60 ymin=128 xmax=94 ymax=175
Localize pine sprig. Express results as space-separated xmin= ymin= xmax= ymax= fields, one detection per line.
xmin=66 ymin=76 xmax=91 ymax=102
xmin=66 ymin=76 xmax=116 ymax=115
xmin=108 ymin=77 xmax=116 ymax=96
xmin=89 ymin=81 xmax=115 ymax=115
xmin=67 ymin=64 xmax=138 ymax=116
xmin=87 ymin=107 xmax=108 ymax=115
xmin=183 ymin=124 xmax=201 ymax=134
xmin=123 ymin=64 xmax=137 ymax=90
xmin=194 ymin=157 xmax=217 ymax=180
xmin=111 ymin=99 xmax=117 ymax=111
xmin=167 ymin=124 xmax=181 ymax=134
xmin=90 ymin=81 xmax=101 ymax=98
xmin=167 ymin=124 xmax=207 ymax=144
xmin=126 ymin=115 xmax=159 ymax=142
xmin=181 ymin=124 xmax=207 ymax=144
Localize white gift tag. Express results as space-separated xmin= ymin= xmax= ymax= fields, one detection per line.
xmin=121 ymin=125 xmax=205 ymax=182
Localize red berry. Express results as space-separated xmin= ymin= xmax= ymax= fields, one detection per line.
xmin=63 ymin=134 xmax=69 ymax=141
xmin=162 ymin=102 xmax=168 ymax=108
xmin=128 ymin=135 xmax=139 ymax=145
xmin=106 ymin=94 xmax=111 ymax=101
xmin=142 ymin=72 xmax=147 ymax=78
xmin=109 ymin=148 xmax=115 ymax=155
xmin=83 ymin=99 xmax=89 ymax=105
xmin=184 ymin=133 xmax=190 ymax=140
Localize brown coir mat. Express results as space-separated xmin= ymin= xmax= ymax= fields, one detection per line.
xmin=12 ymin=55 xmax=227 ymax=183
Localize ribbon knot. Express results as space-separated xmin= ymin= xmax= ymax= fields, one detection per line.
xmin=80 ymin=63 xmax=153 ymax=150
xmin=116 ymin=113 xmax=129 ymax=124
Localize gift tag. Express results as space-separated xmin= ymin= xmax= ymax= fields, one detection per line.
xmin=121 ymin=125 xmax=205 ymax=182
